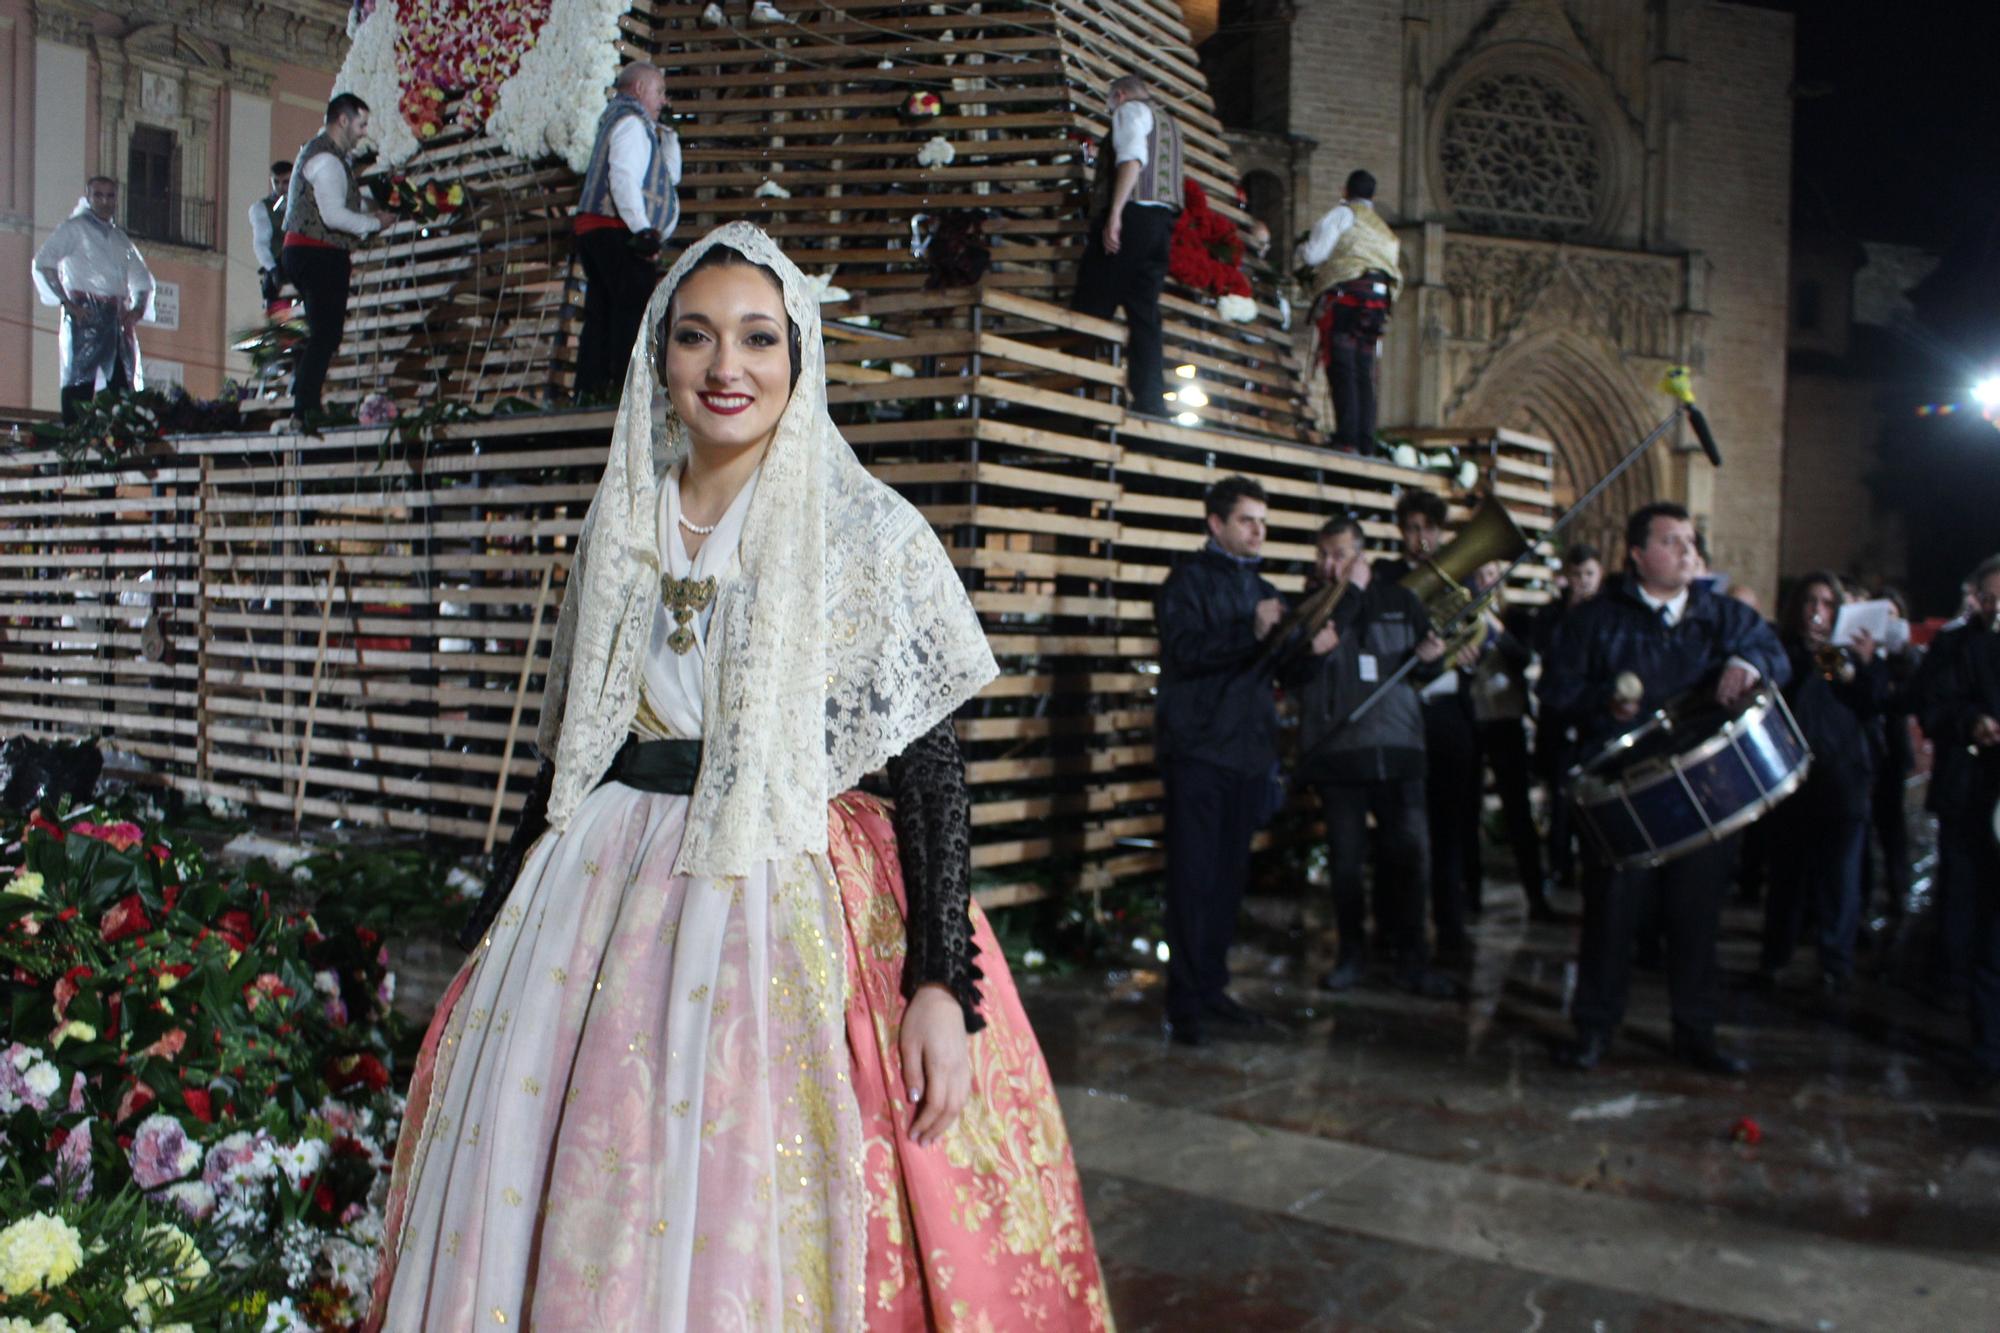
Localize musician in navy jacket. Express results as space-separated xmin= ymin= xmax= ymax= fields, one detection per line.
xmin=1538 ymin=501 xmax=1787 ymax=1075
xmin=1929 ymin=554 xmax=2000 ymax=1091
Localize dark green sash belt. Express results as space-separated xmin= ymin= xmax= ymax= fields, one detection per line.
xmin=604 ymin=736 xmax=703 ymax=795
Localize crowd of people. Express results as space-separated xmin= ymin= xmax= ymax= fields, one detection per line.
xmin=1154 ymin=474 xmax=2000 ymax=1092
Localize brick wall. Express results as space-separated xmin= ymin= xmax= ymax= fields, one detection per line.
xmin=1678 ymin=1 xmax=1794 ymax=602
xmin=1285 ymin=0 xmax=1404 ymax=233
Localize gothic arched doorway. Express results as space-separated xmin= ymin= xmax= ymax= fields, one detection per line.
xmin=1456 ymin=329 xmax=1670 ymax=560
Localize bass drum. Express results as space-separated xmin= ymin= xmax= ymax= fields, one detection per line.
xmin=1570 ymin=688 xmax=1811 ymax=870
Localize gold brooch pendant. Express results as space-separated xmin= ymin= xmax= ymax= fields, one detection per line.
xmin=662 ymin=574 xmax=717 ymax=655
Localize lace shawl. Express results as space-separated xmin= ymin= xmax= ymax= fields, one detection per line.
xmin=538 ymin=221 xmax=997 ymax=877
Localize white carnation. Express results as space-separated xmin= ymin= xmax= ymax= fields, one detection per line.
xmin=1216 ymin=294 xmax=1258 ymax=323
xmin=916 ymin=136 xmax=956 ymax=168
xmin=331 ymin=6 xmax=418 ymax=168
xmin=21 ymin=1062 xmax=58 ymax=1102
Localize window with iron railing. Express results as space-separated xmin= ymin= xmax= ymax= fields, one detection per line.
xmin=125 ymin=123 xmax=216 ymax=250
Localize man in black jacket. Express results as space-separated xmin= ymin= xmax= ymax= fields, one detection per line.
xmin=1155 ymin=476 xmax=1335 ymax=1045
xmin=1539 ymin=502 xmax=1788 ymax=1074
xmin=1929 ymin=554 xmax=2000 ymax=1090
xmin=1295 ymin=516 xmax=1457 ymax=996
xmin=1373 ymin=489 xmax=1481 ymax=960
xmin=1912 ymin=582 xmax=1984 ymax=1010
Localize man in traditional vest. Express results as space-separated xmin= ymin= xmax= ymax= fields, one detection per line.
xmin=281 ymin=93 xmax=382 ymax=429
xmin=1296 ymin=169 xmax=1403 ymax=452
xmin=572 ymin=62 xmax=681 ymax=402
xmin=1072 ymin=73 xmax=1185 ymax=420
xmin=248 ymin=160 xmax=292 ymax=311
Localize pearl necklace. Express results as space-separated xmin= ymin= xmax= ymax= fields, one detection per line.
xmin=677 ymin=511 xmax=719 ymax=536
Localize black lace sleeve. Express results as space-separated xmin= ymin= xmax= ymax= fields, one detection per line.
xmin=457 ymin=758 xmax=555 ymax=952
xmin=885 ymin=718 xmax=985 ymax=1033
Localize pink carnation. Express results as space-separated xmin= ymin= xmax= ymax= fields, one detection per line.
xmin=128 ymin=1111 xmax=200 ymax=1189
xmin=48 ymin=1116 xmax=93 ymax=1201
xmin=71 ymin=820 xmax=145 ymax=852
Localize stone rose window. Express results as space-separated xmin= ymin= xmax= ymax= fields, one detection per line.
xmin=1438 ymin=72 xmax=1604 ymax=240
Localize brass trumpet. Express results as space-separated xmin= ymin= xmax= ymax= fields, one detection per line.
xmin=1398 ymin=494 xmax=1531 ymax=657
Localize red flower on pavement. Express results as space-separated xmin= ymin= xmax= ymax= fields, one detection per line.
xmin=1731 ymin=1116 xmax=1763 ymax=1146
xmin=100 ymin=894 xmax=152 ymax=944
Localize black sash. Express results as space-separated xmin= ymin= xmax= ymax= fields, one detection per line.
xmin=603 ymin=735 xmax=703 ymax=795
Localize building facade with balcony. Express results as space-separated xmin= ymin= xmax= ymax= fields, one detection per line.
xmin=0 ymin=0 xmax=343 ymax=411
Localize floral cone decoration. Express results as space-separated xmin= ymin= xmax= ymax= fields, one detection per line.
xmin=1168 ymin=179 xmax=1252 ymax=300
xmin=0 ymin=799 xmax=407 ymax=1331
xmin=336 ymin=0 xmax=626 ymax=174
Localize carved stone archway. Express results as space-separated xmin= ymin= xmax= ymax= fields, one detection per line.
xmin=1456 ymin=327 xmax=1669 ymax=557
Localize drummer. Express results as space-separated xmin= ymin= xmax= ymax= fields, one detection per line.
xmin=1538 ymin=501 xmax=1787 ymax=1075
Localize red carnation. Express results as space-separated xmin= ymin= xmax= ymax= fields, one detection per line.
xmin=327 ymin=1051 xmax=390 ymax=1092
xmin=314 ymin=1181 xmax=337 ymax=1215
xmin=183 ymin=1086 xmax=215 ymax=1123
xmin=100 ymin=894 xmax=152 ymax=944
xmin=116 ymin=1082 xmax=155 ymax=1122
xmin=216 ymin=909 xmax=253 ymax=950
xmin=27 ymin=809 xmax=65 ymax=841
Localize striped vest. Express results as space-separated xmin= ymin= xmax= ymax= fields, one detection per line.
xmin=577 ymin=94 xmax=679 ymax=235
xmin=283 ymin=133 xmax=363 ymax=249
xmin=1093 ymin=101 xmax=1185 ymax=215
xmin=1313 ymin=203 xmax=1403 ymax=296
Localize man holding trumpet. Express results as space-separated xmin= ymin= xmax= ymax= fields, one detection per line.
xmin=1538 ymin=502 xmax=1786 ymax=1074
xmin=1295 ymin=516 xmax=1461 ymax=997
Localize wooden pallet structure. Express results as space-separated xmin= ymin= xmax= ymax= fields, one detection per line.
xmin=0 ymin=0 xmax=1557 ymax=908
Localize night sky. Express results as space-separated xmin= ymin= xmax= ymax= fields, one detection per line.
xmin=1792 ymin=0 xmax=2000 ymax=253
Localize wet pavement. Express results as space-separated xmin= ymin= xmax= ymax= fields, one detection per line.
xmin=1020 ymin=832 xmax=2000 ymax=1331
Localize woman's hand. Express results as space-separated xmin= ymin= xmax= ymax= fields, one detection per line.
xmin=899 ymin=983 xmax=971 ymax=1147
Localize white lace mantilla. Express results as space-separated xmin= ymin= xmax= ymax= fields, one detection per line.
xmin=539 ymin=222 xmax=996 ymax=878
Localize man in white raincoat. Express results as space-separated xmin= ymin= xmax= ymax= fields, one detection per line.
xmin=32 ymin=176 xmax=156 ymax=422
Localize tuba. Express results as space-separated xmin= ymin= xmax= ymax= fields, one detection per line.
xmin=1398 ymin=494 xmax=1531 ymax=656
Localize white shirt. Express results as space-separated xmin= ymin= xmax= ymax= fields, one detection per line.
xmin=300 ymin=152 xmax=381 ymax=239
xmin=1294 ymin=198 xmax=1372 ymax=270
xmin=1109 ymin=101 xmax=1173 ymax=209
xmin=247 ymin=195 xmax=281 ymax=269
xmin=608 ymin=117 xmax=682 ymax=232
xmin=1636 ymin=583 xmax=1760 ymax=680
xmin=32 ymin=204 xmax=155 ymax=311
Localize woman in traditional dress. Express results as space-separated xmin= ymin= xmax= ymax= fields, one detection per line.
xmin=367 ymin=222 xmax=1112 ymax=1331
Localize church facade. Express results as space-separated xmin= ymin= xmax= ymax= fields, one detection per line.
xmin=1200 ymin=0 xmax=1794 ymax=598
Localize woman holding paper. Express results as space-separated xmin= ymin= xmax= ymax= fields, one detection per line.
xmin=1758 ymin=571 xmax=1889 ymax=995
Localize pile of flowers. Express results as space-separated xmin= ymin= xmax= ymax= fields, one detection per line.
xmin=361 ymin=172 xmax=469 ymax=226
xmin=1168 ymin=178 xmax=1252 ymax=301
xmin=22 ymin=389 xmax=245 ymax=474
xmin=0 ymin=800 xmax=407 ymax=1331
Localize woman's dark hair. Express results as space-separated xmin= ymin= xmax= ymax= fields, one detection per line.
xmin=660 ymin=244 xmax=803 ymax=392
xmin=1777 ymin=569 xmax=1843 ymax=642
xmin=1563 ymin=541 xmax=1601 ymax=567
